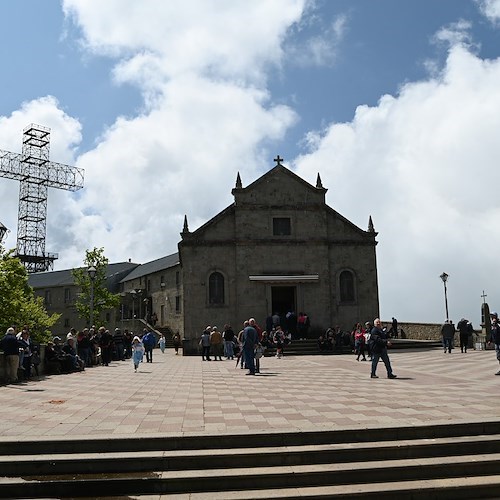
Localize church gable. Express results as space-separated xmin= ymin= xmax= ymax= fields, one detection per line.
xmin=232 ymin=164 xmax=326 ymax=208
xmin=181 ymin=205 xmax=235 ymax=241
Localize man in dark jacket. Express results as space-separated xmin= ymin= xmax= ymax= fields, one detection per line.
xmin=0 ymin=327 xmax=20 ymax=383
xmin=488 ymin=315 xmax=500 ymax=375
xmin=142 ymin=328 xmax=156 ymax=363
xmin=441 ymin=320 xmax=455 ymax=353
xmin=369 ymin=318 xmax=397 ymax=379
xmin=457 ymin=318 xmax=471 ymax=353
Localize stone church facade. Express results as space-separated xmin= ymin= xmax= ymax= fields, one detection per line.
xmin=178 ymin=161 xmax=379 ymax=355
xmin=28 ymin=160 xmax=379 ymax=350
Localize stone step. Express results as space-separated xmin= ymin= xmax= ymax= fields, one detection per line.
xmin=4 ymin=423 xmax=500 ymax=498
xmin=145 ymin=475 xmax=500 ymax=499
xmin=3 ymin=434 xmax=500 ymax=476
xmin=2 ymin=452 xmax=500 ymax=498
xmin=3 ymin=421 xmax=500 ymax=455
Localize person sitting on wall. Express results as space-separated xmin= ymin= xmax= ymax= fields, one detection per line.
xmin=52 ymin=337 xmax=75 ymax=373
xmin=62 ymin=336 xmax=85 ymax=371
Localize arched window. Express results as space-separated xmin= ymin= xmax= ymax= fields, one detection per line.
xmin=339 ymin=270 xmax=355 ymax=302
xmin=209 ymin=272 xmax=225 ymax=305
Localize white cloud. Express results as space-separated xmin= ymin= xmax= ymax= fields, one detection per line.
xmin=4 ymin=0 xmax=500 ymax=328
xmin=477 ymin=0 xmax=500 ymax=24
xmin=294 ymin=42 xmax=500 ymax=323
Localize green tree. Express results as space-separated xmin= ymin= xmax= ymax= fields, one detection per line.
xmin=0 ymin=248 xmax=60 ymax=343
xmin=72 ymin=247 xmax=120 ymax=326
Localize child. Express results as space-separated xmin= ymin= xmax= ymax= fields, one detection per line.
xmin=158 ymin=334 xmax=166 ymax=354
xmin=132 ymin=336 xmax=145 ymax=372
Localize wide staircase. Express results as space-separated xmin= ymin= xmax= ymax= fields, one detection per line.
xmin=2 ymin=421 xmax=500 ymax=498
xmin=279 ymin=338 xmax=442 ymax=356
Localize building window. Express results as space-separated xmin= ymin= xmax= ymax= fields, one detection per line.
xmin=208 ymin=272 xmax=225 ymax=305
xmin=146 ymin=279 xmax=151 ymax=292
xmin=273 ymin=217 xmax=291 ymax=236
xmin=175 ymin=295 xmax=181 ymax=313
xmin=44 ymin=290 xmax=51 ymax=306
xmin=64 ymin=288 xmax=71 ymax=304
xmin=339 ymin=270 xmax=355 ymax=302
xmin=160 ymin=275 xmax=165 ymax=288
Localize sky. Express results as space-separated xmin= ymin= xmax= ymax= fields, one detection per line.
xmin=1 ymin=0 xmax=500 ymax=326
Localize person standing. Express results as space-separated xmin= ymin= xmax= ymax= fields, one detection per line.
xmin=210 ymin=326 xmax=223 ymax=360
xmin=223 ymin=324 xmax=235 ymax=360
xmin=0 ymin=327 xmax=19 ymax=384
xmin=369 ymin=318 xmax=397 ymax=379
xmin=242 ymin=319 xmax=258 ymax=375
xmin=391 ymin=317 xmax=398 ymax=338
xmin=200 ymin=326 xmax=212 ymax=361
xmin=488 ymin=315 xmax=500 ymax=375
xmin=113 ymin=328 xmax=125 ymax=361
xmin=353 ymin=323 xmax=367 ymax=361
xmin=99 ymin=327 xmax=113 ymax=366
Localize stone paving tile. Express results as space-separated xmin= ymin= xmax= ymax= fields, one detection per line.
xmin=1 ymin=349 xmax=500 ymax=440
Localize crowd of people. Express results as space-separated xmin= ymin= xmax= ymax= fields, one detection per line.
xmin=0 ymin=324 xmax=170 ymax=384
xmin=199 ymin=320 xmax=293 ymax=369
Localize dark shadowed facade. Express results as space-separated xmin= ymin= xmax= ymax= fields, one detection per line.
xmin=178 ymin=163 xmax=379 ymax=355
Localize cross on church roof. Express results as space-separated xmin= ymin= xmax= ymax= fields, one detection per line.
xmin=274 ymin=155 xmax=284 ymax=166
xmin=482 ymin=290 xmax=488 ymax=304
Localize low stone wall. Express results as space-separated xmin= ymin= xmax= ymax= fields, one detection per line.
xmin=383 ymin=321 xmax=481 ymax=341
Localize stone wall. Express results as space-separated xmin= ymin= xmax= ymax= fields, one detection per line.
xmin=383 ymin=321 xmax=480 ymax=340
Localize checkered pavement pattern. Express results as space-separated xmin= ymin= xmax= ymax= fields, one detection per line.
xmin=0 ymin=348 xmax=499 ymax=439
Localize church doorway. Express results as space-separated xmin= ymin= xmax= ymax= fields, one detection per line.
xmin=271 ymin=286 xmax=296 ymax=318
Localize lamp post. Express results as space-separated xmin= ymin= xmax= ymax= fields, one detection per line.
xmin=88 ymin=266 xmax=97 ymax=327
xmin=440 ymin=272 xmax=449 ymax=321
xmin=130 ymin=289 xmax=137 ymax=319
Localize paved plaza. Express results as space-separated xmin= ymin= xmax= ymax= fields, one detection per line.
xmin=1 ymin=348 xmax=500 ymax=441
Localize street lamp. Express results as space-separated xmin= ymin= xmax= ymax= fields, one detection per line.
xmin=440 ymin=272 xmax=449 ymax=321
xmin=130 ymin=289 xmax=137 ymax=319
xmin=88 ymin=266 xmax=97 ymax=327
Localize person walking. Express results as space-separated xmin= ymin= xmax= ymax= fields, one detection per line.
xmin=488 ymin=315 xmax=500 ymax=375
xmin=242 ymin=319 xmax=258 ymax=375
xmin=369 ymin=318 xmax=397 ymax=379
xmin=457 ymin=318 xmax=470 ymax=353
xmin=172 ymin=332 xmax=181 ymax=355
xmin=158 ymin=334 xmax=166 ymax=353
xmin=441 ymin=320 xmax=455 ymax=353
xmin=142 ymin=328 xmax=156 ymax=363
xmin=131 ymin=336 xmax=145 ymax=372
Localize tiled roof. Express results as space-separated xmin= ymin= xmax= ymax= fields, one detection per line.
xmin=119 ymin=252 xmax=180 ymax=282
xmin=28 ymin=262 xmax=139 ymax=289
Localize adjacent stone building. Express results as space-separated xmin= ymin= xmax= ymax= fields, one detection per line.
xmin=178 ymin=161 xmax=379 ymax=354
xmin=28 ymin=160 xmax=379 ymax=352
